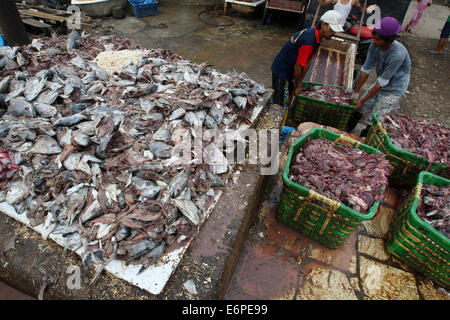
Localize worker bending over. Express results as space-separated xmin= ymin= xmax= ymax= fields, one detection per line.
xmin=271 ymin=10 xmax=343 ymax=109
xmin=351 ymin=17 xmax=411 ymax=137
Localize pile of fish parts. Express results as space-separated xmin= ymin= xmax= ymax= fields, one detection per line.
xmin=417 ymin=184 xmax=449 ymax=238
xmin=0 ymin=32 xmax=267 ymax=274
xmin=381 ymin=114 xmax=450 ymax=171
xmin=300 ymin=85 xmax=353 ymax=106
xmin=289 ymin=138 xmax=392 ymax=213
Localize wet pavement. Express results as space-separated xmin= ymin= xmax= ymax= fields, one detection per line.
xmin=1 ymin=0 xmax=449 ymax=300
xmin=224 ymin=123 xmax=450 ymax=300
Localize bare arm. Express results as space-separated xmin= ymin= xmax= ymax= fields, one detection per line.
xmin=317 ymin=0 xmax=334 ymax=7
xmin=353 ymin=71 xmax=369 ymax=95
xmin=353 ymin=0 xmax=364 ymax=13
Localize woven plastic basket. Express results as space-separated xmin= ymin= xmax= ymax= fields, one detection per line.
xmin=365 ymin=114 xmax=449 ymax=189
xmin=293 ymin=82 xmax=355 ymax=131
xmin=277 ymin=128 xmax=385 ymax=249
xmin=384 ymin=171 xmax=450 ymax=289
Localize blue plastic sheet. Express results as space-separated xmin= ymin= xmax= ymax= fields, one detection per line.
xmin=279 ymin=126 xmax=295 ymax=145
xmin=0 ymin=35 xmax=6 ymax=47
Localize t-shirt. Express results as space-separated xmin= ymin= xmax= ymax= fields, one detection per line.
xmin=271 ymin=27 xmax=321 ymax=81
xmin=361 ymin=40 xmax=411 ymax=95
xmin=416 ymin=0 xmax=432 ymax=12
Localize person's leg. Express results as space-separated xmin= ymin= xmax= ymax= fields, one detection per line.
xmin=272 ymin=73 xmax=284 ymax=106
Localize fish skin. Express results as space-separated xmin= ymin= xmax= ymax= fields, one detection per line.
xmin=233 ymin=96 xmax=247 ymax=109
xmin=148 ymin=112 xmax=163 ymax=122
xmin=172 ymin=199 xmax=200 ymax=225
xmin=9 ymin=97 xmax=36 ymax=117
xmin=36 ymin=90 xmax=59 ymax=105
xmin=71 ymin=55 xmax=86 ymax=69
xmin=124 ymin=239 xmax=157 ymax=263
xmin=33 ymin=102 xmax=57 ymax=118
xmin=147 ymin=141 xmax=173 ymax=158
xmin=169 ymin=171 xmax=189 ymax=198
xmin=209 ymin=105 xmax=224 ymax=125
xmin=204 ymin=115 xmax=218 ymax=129
xmin=137 ymin=240 xmax=166 ymax=274
xmin=115 ymin=225 xmax=131 ymax=242
xmin=152 ymin=127 xmax=171 ymax=143
xmin=0 ymin=76 xmax=11 ymax=94
xmin=24 ymin=78 xmax=47 ymax=102
xmin=168 ymin=108 xmax=186 ymax=121
xmin=54 ymin=114 xmax=88 ymax=127
xmin=71 ymin=103 xmax=91 ymax=114
xmin=121 ymin=84 xmax=158 ymax=98
xmin=89 ymin=63 xmax=109 ymax=81
xmin=139 ymin=98 xmax=155 ymax=114
xmin=30 ymin=135 xmax=62 ymax=154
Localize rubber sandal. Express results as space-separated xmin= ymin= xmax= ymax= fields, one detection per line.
xmin=429 ymin=50 xmax=442 ymax=55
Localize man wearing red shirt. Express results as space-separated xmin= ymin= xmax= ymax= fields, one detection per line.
xmin=271 ymin=10 xmax=343 ymax=109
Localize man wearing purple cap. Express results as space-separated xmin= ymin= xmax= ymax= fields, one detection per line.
xmin=350 ymin=17 xmax=411 ymax=137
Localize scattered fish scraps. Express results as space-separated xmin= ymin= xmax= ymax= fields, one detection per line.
xmin=381 ymin=114 xmax=449 ymax=169
xmin=0 ymin=33 xmax=268 ymax=287
xmin=289 ymin=138 xmax=392 ymax=213
xmin=417 ymin=184 xmax=450 ymax=238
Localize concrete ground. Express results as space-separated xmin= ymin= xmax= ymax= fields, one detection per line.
xmin=1 ymin=0 xmax=449 ymax=300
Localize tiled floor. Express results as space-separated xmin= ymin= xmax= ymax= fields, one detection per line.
xmin=225 ymin=123 xmax=450 ymax=300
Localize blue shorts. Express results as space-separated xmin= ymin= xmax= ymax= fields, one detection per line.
xmin=441 ymin=20 xmax=450 ymax=39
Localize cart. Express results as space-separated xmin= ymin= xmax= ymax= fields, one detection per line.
xmin=223 ymin=0 xmax=267 ymax=16
xmin=262 ymin=0 xmax=310 ymax=28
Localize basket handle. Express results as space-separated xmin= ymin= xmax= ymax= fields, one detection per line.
xmin=294 ymin=189 xmax=341 ymax=235
xmin=334 ymin=134 xmax=361 ymax=148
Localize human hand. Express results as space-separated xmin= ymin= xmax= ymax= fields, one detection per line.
xmin=294 ymin=86 xmax=303 ymax=96
xmin=355 ymin=99 xmax=363 ymax=110
xmin=351 ymin=91 xmax=360 ymax=104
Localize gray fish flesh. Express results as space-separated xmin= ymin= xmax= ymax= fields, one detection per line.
xmin=82 ymin=71 xmax=96 ymax=84
xmin=71 ymin=103 xmax=91 ymax=114
xmin=147 ymin=141 xmax=173 ymax=158
xmin=89 ymin=63 xmax=109 ymax=81
xmin=34 ymin=102 xmax=57 ymax=118
xmin=6 ymin=181 xmax=30 ymax=205
xmin=233 ymin=96 xmax=247 ymax=109
xmin=172 ymin=199 xmax=200 ymax=225
xmin=131 ymin=176 xmax=161 ymax=200
xmin=230 ymin=88 xmax=247 ymax=96
xmin=73 ymin=131 xmax=91 ymax=147
xmin=0 ymin=76 xmax=11 ymax=93
xmin=122 ymin=84 xmax=157 ymax=98
xmin=9 ymin=97 xmax=36 ymax=117
xmin=71 ymin=55 xmax=86 ymax=69
xmin=139 ymin=98 xmax=155 ymax=114
xmin=0 ymin=57 xmax=7 ymax=70
xmin=30 ymin=135 xmax=62 ymax=154
xmin=168 ymin=108 xmax=186 ymax=121
xmin=125 ymin=239 xmax=157 ymax=263
xmin=152 ymin=127 xmax=171 ymax=143
xmin=204 ymin=114 xmax=218 ymax=129
xmin=209 ymin=105 xmax=224 ymax=125
xmin=54 ymin=114 xmax=88 ymax=127
xmin=148 ymin=112 xmax=163 ymax=122
xmin=5 ymin=58 xmax=19 ymax=71
xmin=169 ymin=171 xmax=189 ymax=198
xmin=36 ymin=90 xmax=59 ymax=105
xmin=24 ymin=78 xmax=47 ymax=102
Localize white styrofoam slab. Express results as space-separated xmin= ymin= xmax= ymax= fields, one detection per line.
xmin=0 ymin=189 xmax=222 ymax=295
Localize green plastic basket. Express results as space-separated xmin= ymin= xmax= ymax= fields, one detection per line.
xmin=366 ymin=114 xmax=449 ymax=189
xmin=277 ymin=128 xmax=385 ymax=249
xmin=293 ymin=82 xmax=356 ymax=131
xmin=384 ymin=171 xmax=450 ymax=289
